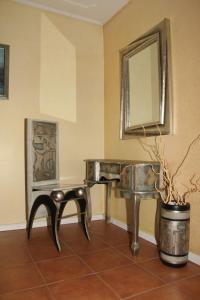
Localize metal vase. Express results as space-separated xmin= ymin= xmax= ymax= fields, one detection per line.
xmin=160 ymin=202 xmax=190 ymax=267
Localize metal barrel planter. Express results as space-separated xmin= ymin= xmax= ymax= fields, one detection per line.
xmin=160 ymin=202 xmax=190 ymax=267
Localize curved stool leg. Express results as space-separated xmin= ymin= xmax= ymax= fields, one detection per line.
xmin=85 ymin=186 xmax=92 ymax=226
xmin=57 ymin=201 xmax=67 ymax=230
xmin=76 ymin=197 xmax=90 ymax=240
xmin=49 ymin=203 xmax=61 ymax=252
xmin=57 ymin=190 xmax=76 ymax=229
xmin=27 ymin=195 xmax=49 ymax=240
xmin=27 ymin=195 xmax=61 ymax=252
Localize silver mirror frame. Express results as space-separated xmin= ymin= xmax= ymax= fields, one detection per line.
xmin=120 ymin=19 xmax=173 ymax=138
xmin=0 ymin=43 xmax=9 ymax=100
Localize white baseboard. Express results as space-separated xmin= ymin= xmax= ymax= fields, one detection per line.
xmin=1 ymin=215 xmax=199 ymax=266
xmin=110 ymin=217 xmax=200 ymax=266
xmin=0 ymin=214 xmax=104 ymax=232
xmin=188 ymin=252 xmax=200 ymax=266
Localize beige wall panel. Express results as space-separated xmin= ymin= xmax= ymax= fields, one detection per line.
xmin=104 ymin=0 xmax=200 ymax=255
xmin=0 ymin=0 xmax=104 ymax=224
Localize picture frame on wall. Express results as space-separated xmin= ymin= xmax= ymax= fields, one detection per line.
xmin=0 ymin=44 xmax=9 ymax=100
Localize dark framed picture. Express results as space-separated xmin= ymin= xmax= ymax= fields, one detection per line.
xmin=0 ymin=44 xmax=9 ymax=99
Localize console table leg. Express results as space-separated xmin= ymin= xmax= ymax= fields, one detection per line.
xmin=105 ymin=181 xmax=112 ymax=223
xmin=130 ymin=195 xmax=141 ymax=254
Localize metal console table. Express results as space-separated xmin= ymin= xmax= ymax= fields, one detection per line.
xmin=84 ymin=159 xmax=160 ymax=254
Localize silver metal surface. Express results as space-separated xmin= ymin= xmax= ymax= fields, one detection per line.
xmin=105 ymin=181 xmax=112 ymax=223
xmin=50 ymin=191 xmax=65 ymax=202
xmin=160 ymin=252 xmax=188 ymax=265
xmin=119 ymin=162 xmax=160 ymax=192
xmin=160 ymin=206 xmax=190 ymax=265
xmin=161 ymin=207 xmax=190 ymax=220
xmin=130 ymin=194 xmax=141 ymax=254
xmin=120 ymin=19 xmax=173 ymax=138
xmin=160 ymin=218 xmax=190 ymax=255
xmin=84 ymin=159 xmax=160 ymax=254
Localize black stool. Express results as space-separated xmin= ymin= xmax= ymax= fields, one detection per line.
xmin=27 ymin=185 xmax=90 ymax=251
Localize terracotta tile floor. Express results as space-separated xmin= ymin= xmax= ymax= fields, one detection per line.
xmin=0 ymin=221 xmax=200 ymax=300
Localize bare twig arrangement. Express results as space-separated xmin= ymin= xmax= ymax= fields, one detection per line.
xmin=138 ymin=129 xmax=200 ymax=205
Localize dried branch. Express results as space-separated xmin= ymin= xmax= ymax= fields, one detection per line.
xmin=172 ymin=134 xmax=200 ymax=180
xmin=138 ymin=138 xmax=154 ymax=161
xmin=138 ymin=128 xmax=200 ymax=205
xmin=182 ymin=175 xmax=200 ymax=202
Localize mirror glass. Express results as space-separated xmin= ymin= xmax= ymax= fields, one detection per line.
xmin=129 ymin=40 xmax=160 ymax=128
xmin=0 ymin=44 xmax=9 ymax=99
xmin=120 ymin=19 xmax=172 ymax=138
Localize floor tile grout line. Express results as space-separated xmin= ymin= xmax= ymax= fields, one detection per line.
xmin=100 ymin=241 xmax=160 ymax=265
xmin=114 ymin=252 xmax=160 ymax=266
xmin=32 ymin=260 xmax=50 ymax=285
xmin=45 ymin=272 xmax=101 ymax=289
xmin=121 ymin=271 xmax=200 ymax=300
xmin=73 ymin=242 xmax=141 ymax=276
xmin=107 ymin=244 xmax=137 ymax=262
xmin=121 ymin=283 xmax=171 ymax=300
xmin=169 ymin=271 xmax=200 ymax=285
xmin=70 ymin=245 xmax=113 ymax=256
xmin=73 ymin=252 xmax=101 ymax=275
xmin=134 ymin=261 xmax=170 ymax=284
xmin=60 ymin=236 xmax=114 ymax=257
xmin=96 ymin=273 xmax=121 ymax=299
xmin=94 ymin=262 xmax=167 ymax=300
xmin=78 ymin=244 xmax=136 ymax=265
xmin=30 ymin=252 xmax=77 ymax=264
xmin=45 ymin=284 xmax=59 ymax=300
xmin=0 ymin=283 xmax=48 ymax=297
xmin=55 ymin=237 xmax=141 ymax=277
xmin=137 ymin=259 xmax=200 ymax=284
xmin=45 ymin=273 xmax=97 ymax=288
xmin=33 ymin=254 xmax=97 ymax=285
xmin=94 ymin=261 xmax=136 ymax=275
xmin=26 ymin=232 xmax=79 ymax=262
xmin=61 ymin=231 xmax=111 ymax=247
xmin=69 ymin=244 xmax=140 ymax=277
xmin=58 ymin=236 xmax=107 ymax=264
xmin=28 ymin=236 xmax=110 ymax=286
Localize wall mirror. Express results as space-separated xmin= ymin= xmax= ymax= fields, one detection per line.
xmin=0 ymin=44 xmax=9 ymax=100
xmin=120 ymin=19 xmax=172 ymax=138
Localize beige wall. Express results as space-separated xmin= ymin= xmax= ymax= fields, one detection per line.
xmin=104 ymin=0 xmax=200 ymax=255
xmin=0 ymin=0 xmax=104 ymax=224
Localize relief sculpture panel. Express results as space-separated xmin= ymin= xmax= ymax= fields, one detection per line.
xmin=32 ymin=121 xmax=57 ymax=182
